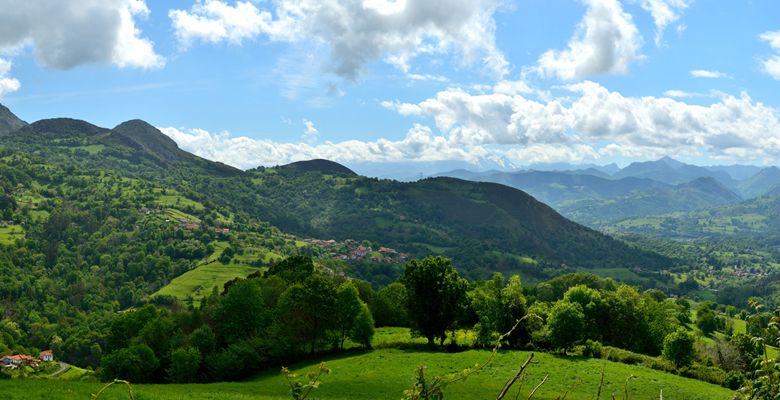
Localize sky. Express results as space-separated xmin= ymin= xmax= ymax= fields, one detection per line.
xmin=1 ymin=0 xmax=780 ymax=170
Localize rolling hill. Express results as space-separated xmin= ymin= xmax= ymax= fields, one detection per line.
xmin=737 ymin=166 xmax=780 ymax=198
xmin=248 ymin=161 xmax=668 ymax=277
xmin=605 ymin=190 xmax=780 ymax=239
xmin=436 ymin=169 xmax=667 ymax=206
xmin=612 ymin=156 xmax=736 ymax=188
xmin=560 ymin=177 xmax=742 ymax=227
xmin=0 ymin=102 xmax=675 ymax=366
xmin=0 ymin=103 xmax=667 ymax=281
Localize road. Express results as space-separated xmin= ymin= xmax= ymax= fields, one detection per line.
xmin=49 ymin=361 xmax=70 ymax=377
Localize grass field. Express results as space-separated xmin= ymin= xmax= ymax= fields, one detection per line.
xmin=156 ymin=194 xmax=205 ymax=211
xmin=153 ymin=262 xmax=260 ymax=306
xmin=0 ymin=224 xmax=24 ymax=245
xmin=0 ymin=348 xmax=734 ymax=399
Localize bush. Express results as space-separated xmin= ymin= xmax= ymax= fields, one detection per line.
xmin=582 ymin=339 xmax=603 ymax=358
xmin=663 ymin=328 xmax=695 ymax=368
xmin=167 ymin=347 xmax=201 ymax=383
xmin=723 ymin=371 xmax=745 ymax=390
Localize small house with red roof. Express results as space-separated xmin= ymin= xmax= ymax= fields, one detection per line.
xmin=40 ymin=350 xmax=54 ymax=362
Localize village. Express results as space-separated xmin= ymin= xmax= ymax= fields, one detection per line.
xmin=1 ymin=350 xmax=54 ymax=370
xmin=304 ymin=238 xmax=410 ymax=263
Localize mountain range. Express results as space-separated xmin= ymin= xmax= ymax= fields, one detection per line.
xmin=435 ymin=156 xmax=779 ymax=228
xmin=0 ymin=103 xmax=667 ymax=284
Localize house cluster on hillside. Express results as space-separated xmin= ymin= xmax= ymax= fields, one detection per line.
xmin=304 ymin=238 xmax=409 ymax=263
xmin=0 ymin=350 xmax=53 ymax=370
xmin=177 ymin=218 xmax=201 ymax=231
xmin=138 ymin=207 xmax=162 ymax=216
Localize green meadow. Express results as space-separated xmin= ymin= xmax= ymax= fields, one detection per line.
xmin=0 ymin=348 xmax=734 ymax=400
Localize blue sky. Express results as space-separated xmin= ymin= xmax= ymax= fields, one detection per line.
xmin=1 ymin=0 xmax=780 ymax=169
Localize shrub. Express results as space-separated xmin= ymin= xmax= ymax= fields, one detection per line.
xmin=582 ymin=339 xmax=603 ymax=358
xmin=723 ymin=371 xmax=745 ymax=390
xmin=663 ymin=328 xmax=695 ymax=368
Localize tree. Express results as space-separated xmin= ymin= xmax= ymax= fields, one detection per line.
xmin=265 ymin=255 xmax=314 ymax=283
xmin=276 ymin=274 xmax=338 ymax=354
xmin=469 ymin=273 xmax=504 ymax=347
xmin=215 ymin=279 xmax=270 ymax=344
xmin=372 ymin=282 xmax=409 ymax=327
xmin=501 ymin=275 xmax=528 ymax=346
xmin=401 ymin=256 xmax=468 ymax=346
xmin=334 ymin=282 xmax=363 ymax=349
xmin=189 ymin=326 xmax=216 ymax=356
xmin=168 ymin=346 xmax=201 ymax=383
xmin=350 ymin=303 xmax=375 ymax=348
xmin=100 ymin=344 xmax=159 ymax=383
xmin=697 ymin=305 xmax=719 ymax=336
xmin=547 ymin=300 xmax=584 ymax=352
xmin=663 ymin=328 xmax=695 ymax=368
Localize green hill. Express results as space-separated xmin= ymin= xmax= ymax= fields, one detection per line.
xmin=0 ymin=348 xmax=734 ymax=399
xmin=0 ymin=103 xmax=668 ymax=366
xmin=606 ymin=191 xmax=780 ymax=239
xmin=247 ymin=166 xmax=668 ymax=277
xmin=561 ymin=177 xmax=742 ymax=227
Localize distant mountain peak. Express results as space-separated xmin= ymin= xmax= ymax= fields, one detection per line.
xmin=679 ymin=176 xmax=741 ymax=201
xmin=23 ymin=118 xmax=109 ymax=137
xmin=112 ymin=119 xmax=179 ymax=148
xmin=107 ymin=119 xmax=183 ymax=163
xmin=658 ymin=156 xmax=684 ymax=168
xmin=0 ymin=103 xmax=27 ymax=135
xmin=279 ymin=159 xmax=356 ymax=176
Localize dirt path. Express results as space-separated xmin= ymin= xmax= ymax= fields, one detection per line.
xmin=49 ymin=361 xmax=70 ymax=377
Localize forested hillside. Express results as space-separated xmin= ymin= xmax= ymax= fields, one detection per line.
xmin=0 ymin=105 xmax=668 ymax=367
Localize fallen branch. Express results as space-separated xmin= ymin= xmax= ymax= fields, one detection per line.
xmin=496 ymin=353 xmax=535 ymax=400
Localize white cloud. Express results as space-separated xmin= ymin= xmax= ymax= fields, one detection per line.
xmin=302 ymin=119 xmax=319 ymax=143
xmin=386 ymin=81 xmax=780 ymax=163
xmin=155 ymin=80 xmax=780 ymax=168
xmin=0 ymin=58 xmax=21 ymax=97
xmin=169 ymin=0 xmax=508 ymax=80
xmin=505 ymin=144 xmax=600 ymax=164
xmin=663 ymin=89 xmax=693 ymax=98
xmin=634 ymin=0 xmax=692 ymax=46
xmin=662 ymin=89 xmax=711 ymax=98
xmin=690 ymin=69 xmax=729 ymax=79
xmin=0 ymin=0 xmax=164 ymax=70
xmin=158 ymin=124 xmax=485 ymax=170
xmin=169 ymin=1 xmax=275 ymax=47
xmin=760 ymin=30 xmax=780 ymax=80
xmin=407 ymin=73 xmax=449 ymax=83
xmin=535 ymin=0 xmax=642 ymax=80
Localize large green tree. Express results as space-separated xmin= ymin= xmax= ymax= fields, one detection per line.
xmin=215 ymin=279 xmax=270 ymax=344
xmin=547 ymin=300 xmax=585 ymax=352
xmin=334 ymin=282 xmax=364 ymax=349
xmin=275 ymin=274 xmax=338 ymax=354
xmin=401 ymin=256 xmax=468 ymax=346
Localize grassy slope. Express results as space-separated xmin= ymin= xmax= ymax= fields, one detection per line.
xmin=153 ymin=241 xmax=263 ymax=305
xmin=0 ymin=224 xmax=24 ymax=245
xmin=0 ymin=348 xmax=734 ymax=399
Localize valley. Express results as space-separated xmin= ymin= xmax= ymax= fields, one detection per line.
xmin=0 ymin=104 xmax=777 ymax=399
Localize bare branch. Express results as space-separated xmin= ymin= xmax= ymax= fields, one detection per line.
xmin=496 ymin=352 xmax=535 ymax=400
xmin=527 ymin=374 xmax=549 ymax=399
